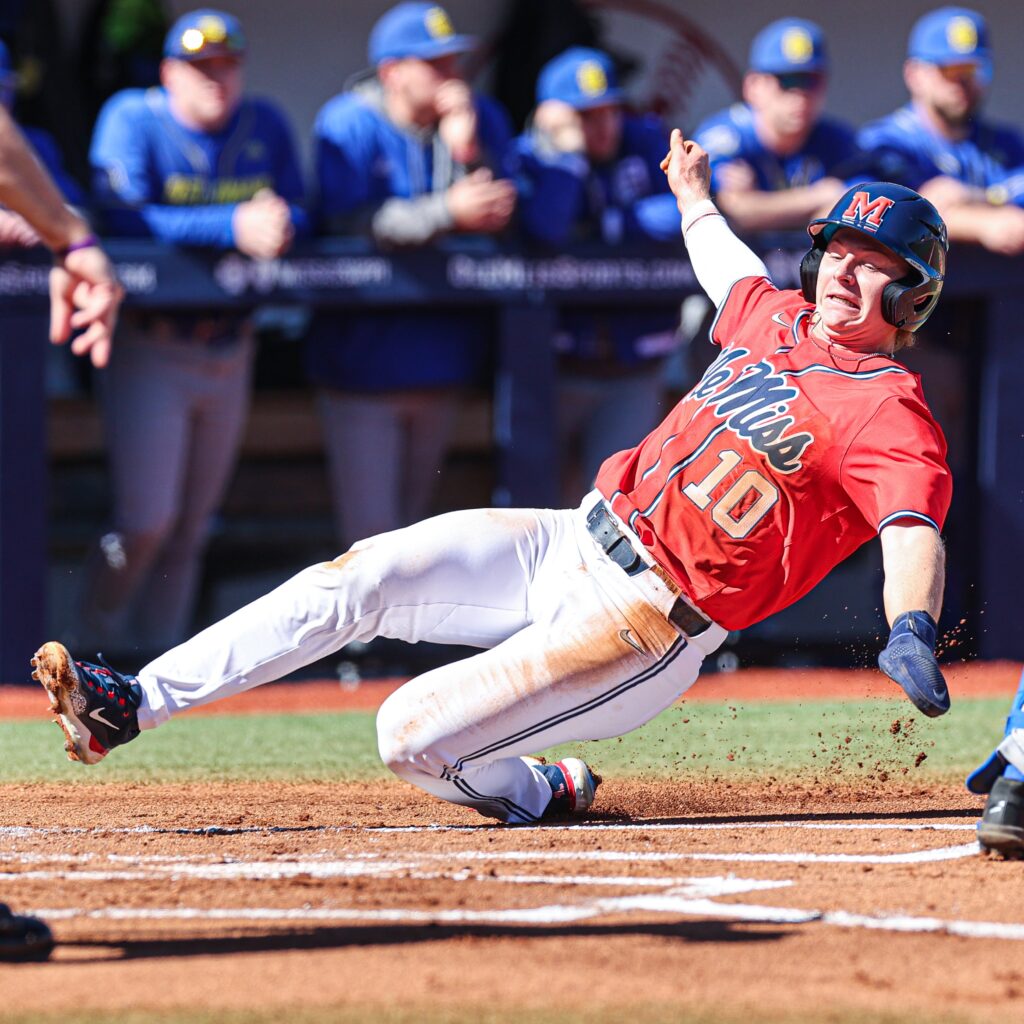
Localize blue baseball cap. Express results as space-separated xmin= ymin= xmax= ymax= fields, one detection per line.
xmin=164 ymin=9 xmax=247 ymax=61
xmin=537 ymin=47 xmax=623 ymax=110
xmin=908 ymin=7 xmax=991 ymax=72
xmin=368 ymin=3 xmax=475 ymax=64
xmin=749 ymin=18 xmax=829 ymax=75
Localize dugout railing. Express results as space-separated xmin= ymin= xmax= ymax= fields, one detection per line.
xmin=0 ymin=237 xmax=1013 ymax=679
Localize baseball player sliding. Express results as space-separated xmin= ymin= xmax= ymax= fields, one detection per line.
xmin=35 ymin=131 xmax=952 ymax=824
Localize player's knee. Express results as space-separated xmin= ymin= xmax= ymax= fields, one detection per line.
xmin=376 ymin=691 xmax=435 ymax=780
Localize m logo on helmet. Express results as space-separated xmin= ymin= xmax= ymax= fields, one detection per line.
xmin=841 ymin=191 xmax=896 ymax=232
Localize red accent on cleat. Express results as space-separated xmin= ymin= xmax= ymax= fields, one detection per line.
xmin=88 ymin=736 xmax=108 ymax=756
xmin=556 ymin=760 xmax=577 ymax=812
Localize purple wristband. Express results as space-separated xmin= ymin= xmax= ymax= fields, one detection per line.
xmin=57 ymin=234 xmax=100 ymax=257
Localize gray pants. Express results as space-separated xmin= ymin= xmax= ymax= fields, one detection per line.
xmin=317 ymin=388 xmax=460 ymax=550
xmin=558 ymin=362 xmax=668 ymax=505
xmin=79 ymin=324 xmax=254 ymax=651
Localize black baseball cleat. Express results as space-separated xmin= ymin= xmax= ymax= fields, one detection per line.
xmin=977 ymin=776 xmax=1024 ymax=859
xmin=0 ymin=903 xmax=54 ymax=962
xmin=31 ymin=641 xmax=142 ymax=765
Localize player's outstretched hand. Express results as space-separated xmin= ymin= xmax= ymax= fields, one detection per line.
xmin=49 ymin=244 xmax=123 ymax=369
xmin=877 ymin=610 xmax=950 ymax=718
xmin=659 ymin=129 xmax=711 ymax=215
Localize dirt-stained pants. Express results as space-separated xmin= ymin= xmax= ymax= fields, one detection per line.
xmin=134 ymin=491 xmax=726 ymax=822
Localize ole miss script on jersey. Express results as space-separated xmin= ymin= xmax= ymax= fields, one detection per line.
xmin=595 ymin=276 xmax=952 ymax=631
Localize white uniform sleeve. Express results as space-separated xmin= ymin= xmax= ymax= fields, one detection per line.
xmin=681 ymin=199 xmax=770 ymax=308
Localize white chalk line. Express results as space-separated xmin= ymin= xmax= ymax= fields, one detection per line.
xmin=8 ymin=839 xmax=1015 ymax=941
xmin=0 ymin=820 xmax=978 ymax=839
xmin=0 ymin=842 xmax=981 ymax=883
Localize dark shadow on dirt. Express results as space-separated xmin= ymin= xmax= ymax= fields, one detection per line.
xmin=59 ymin=919 xmax=793 ymax=962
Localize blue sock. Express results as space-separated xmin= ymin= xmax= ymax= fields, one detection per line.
xmin=1006 ymin=764 xmax=1024 ymax=782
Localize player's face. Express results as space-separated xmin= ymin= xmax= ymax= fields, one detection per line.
xmin=813 ymin=228 xmax=910 ymax=350
xmin=905 ymin=59 xmax=986 ymax=125
xmin=162 ymin=56 xmax=244 ymax=132
xmin=745 ymin=71 xmax=826 ymax=145
xmin=383 ymin=54 xmax=463 ymax=125
xmin=580 ymin=103 xmax=623 ymax=163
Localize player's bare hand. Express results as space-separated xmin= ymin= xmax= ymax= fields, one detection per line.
xmin=918 ymin=174 xmax=980 ymax=212
xmin=715 ymin=159 xmax=757 ymax=195
xmin=436 ymin=80 xmax=479 ymax=164
xmin=446 ymin=168 xmax=517 ymax=233
xmin=49 ymin=244 xmax=123 ymax=369
xmin=976 ymin=207 xmax=1024 ymax=256
xmin=232 ymin=190 xmax=295 ymax=260
xmin=660 ymin=129 xmax=711 ymax=213
xmin=0 ymin=209 xmax=41 ymax=247
xmin=533 ymin=99 xmax=585 ymax=154
xmin=808 ymin=176 xmax=847 ymax=216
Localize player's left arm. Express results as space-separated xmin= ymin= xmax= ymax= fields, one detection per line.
xmin=877 ymin=523 xmax=949 ymax=718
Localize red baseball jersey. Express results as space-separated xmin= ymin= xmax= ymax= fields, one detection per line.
xmin=595 ymin=276 xmax=952 ymax=631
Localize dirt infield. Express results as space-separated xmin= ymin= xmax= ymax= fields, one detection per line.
xmin=2 ymin=778 xmax=1022 ymax=1022
xmin=1 ymin=659 xmax=1020 ymax=719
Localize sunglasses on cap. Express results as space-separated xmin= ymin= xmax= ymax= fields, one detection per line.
xmin=936 ymin=62 xmax=983 ymax=84
xmin=774 ymin=71 xmax=826 ymax=91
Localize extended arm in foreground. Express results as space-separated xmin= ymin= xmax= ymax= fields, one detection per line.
xmin=0 ymin=106 xmax=121 ymax=367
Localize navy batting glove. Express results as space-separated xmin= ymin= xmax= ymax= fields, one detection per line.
xmin=878 ymin=611 xmax=950 ymax=718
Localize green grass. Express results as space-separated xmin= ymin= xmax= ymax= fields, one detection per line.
xmin=0 ymin=696 xmax=1006 ymax=784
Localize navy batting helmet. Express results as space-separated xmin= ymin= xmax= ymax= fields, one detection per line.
xmin=800 ymin=182 xmax=948 ymax=333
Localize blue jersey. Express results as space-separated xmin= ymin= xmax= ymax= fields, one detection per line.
xmin=24 ymin=127 xmax=84 ymax=206
xmin=511 ymin=113 xmax=680 ymax=366
xmin=315 ymin=82 xmax=512 ymax=220
xmin=858 ymin=103 xmax=1024 ymax=195
xmin=90 ymin=87 xmax=307 ymax=245
xmin=512 ymin=114 xmax=678 ymax=245
xmin=308 ymin=78 xmax=514 ymax=392
xmin=695 ymin=103 xmax=862 ymax=193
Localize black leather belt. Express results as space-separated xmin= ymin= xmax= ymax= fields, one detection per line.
xmin=586 ymin=502 xmax=713 ymax=638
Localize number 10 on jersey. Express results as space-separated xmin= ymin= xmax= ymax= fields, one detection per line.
xmin=682 ymin=450 xmax=778 ymax=539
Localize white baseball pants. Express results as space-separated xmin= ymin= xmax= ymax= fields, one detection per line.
xmin=135 ymin=491 xmax=726 ymax=822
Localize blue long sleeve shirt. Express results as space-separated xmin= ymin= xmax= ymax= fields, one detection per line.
xmin=694 ymin=103 xmax=864 ymax=192
xmin=307 ymin=77 xmax=513 ymax=392
xmin=511 ymin=113 xmax=681 ymax=367
xmin=858 ymin=102 xmax=1024 ymax=206
xmin=90 ymin=87 xmax=308 ymax=246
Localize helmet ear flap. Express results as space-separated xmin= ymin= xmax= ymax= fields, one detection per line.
xmin=882 ymin=279 xmax=911 ymax=329
xmin=800 ymin=246 xmax=822 ymax=303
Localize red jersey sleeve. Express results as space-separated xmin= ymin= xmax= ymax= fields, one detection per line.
xmin=841 ymin=394 xmax=952 ymax=533
xmin=710 ymin=275 xmax=778 ymax=348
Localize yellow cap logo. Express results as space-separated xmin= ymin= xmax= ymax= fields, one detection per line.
xmin=781 ymin=27 xmax=814 ymax=64
xmin=197 ymin=15 xmax=227 ymax=43
xmin=425 ymin=7 xmax=454 ymax=40
xmin=946 ymin=16 xmax=978 ymax=54
xmin=576 ymin=60 xmax=608 ymax=98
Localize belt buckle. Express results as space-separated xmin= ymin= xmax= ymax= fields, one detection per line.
xmin=669 ymin=594 xmax=711 ymax=638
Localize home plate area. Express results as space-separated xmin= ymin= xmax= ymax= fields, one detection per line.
xmin=4 ymin=789 xmax=1023 ymax=948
